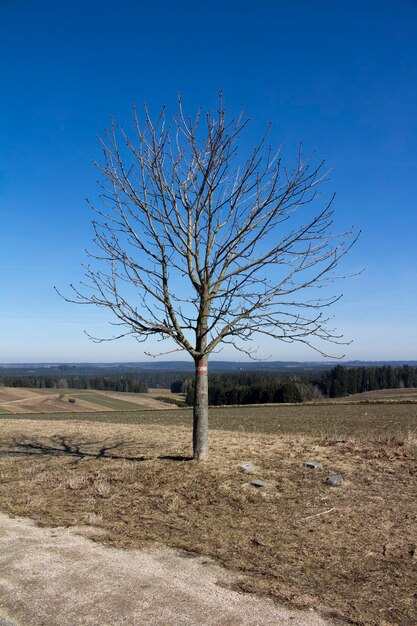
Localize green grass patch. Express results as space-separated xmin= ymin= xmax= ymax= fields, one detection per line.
xmin=66 ymin=393 xmax=148 ymax=411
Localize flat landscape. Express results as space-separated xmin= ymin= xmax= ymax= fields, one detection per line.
xmin=0 ymin=386 xmax=179 ymax=414
xmin=0 ymin=400 xmax=416 ymax=625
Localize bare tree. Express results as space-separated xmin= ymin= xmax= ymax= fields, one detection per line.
xmin=59 ymin=96 xmax=358 ymax=460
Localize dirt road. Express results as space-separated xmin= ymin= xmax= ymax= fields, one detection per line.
xmin=0 ymin=512 xmax=330 ymax=626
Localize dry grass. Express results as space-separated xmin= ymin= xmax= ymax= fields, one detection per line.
xmin=0 ymin=415 xmax=416 ymax=626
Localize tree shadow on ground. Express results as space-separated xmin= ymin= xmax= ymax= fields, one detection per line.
xmin=159 ymin=455 xmax=192 ymax=462
xmin=0 ymin=435 xmax=193 ymax=464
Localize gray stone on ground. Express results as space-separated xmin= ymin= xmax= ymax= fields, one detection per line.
xmin=251 ymin=479 xmax=273 ymax=489
xmin=305 ymin=461 xmax=322 ymax=470
xmin=240 ymin=463 xmax=256 ymax=473
xmin=325 ymin=474 xmax=344 ymax=486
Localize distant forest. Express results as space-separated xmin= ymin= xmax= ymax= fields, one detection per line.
xmin=318 ymin=364 xmax=417 ymax=398
xmin=174 ymin=364 xmax=417 ymax=405
xmin=1 ymin=364 xmax=416 ymax=405
xmin=0 ymin=370 xmax=189 ymax=394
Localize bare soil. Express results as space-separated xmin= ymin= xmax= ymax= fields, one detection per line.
xmin=3 ymin=401 xmax=416 ymax=438
xmin=335 ymin=387 xmax=417 ymax=402
xmin=0 ymin=416 xmax=416 ymax=625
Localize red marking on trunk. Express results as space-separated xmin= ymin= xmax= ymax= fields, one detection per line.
xmin=196 ymin=366 xmax=208 ymax=375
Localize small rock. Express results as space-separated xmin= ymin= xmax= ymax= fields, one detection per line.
xmin=325 ymin=474 xmax=344 ymax=486
xmin=251 ymin=479 xmax=273 ymax=489
xmin=240 ymin=463 xmax=256 ymax=473
xmin=305 ymin=461 xmax=322 ymax=470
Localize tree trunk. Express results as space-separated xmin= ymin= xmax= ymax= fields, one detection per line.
xmin=193 ymin=355 xmax=209 ymax=461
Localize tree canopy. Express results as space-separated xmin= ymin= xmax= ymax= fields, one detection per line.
xmin=59 ymin=96 xmax=358 ymax=459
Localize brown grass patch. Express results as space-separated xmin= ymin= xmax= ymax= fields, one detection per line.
xmin=0 ymin=417 xmax=416 ymax=625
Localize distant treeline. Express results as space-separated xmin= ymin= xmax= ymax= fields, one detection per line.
xmin=2 ymin=364 xmax=417 ymax=404
xmin=172 ymin=372 xmax=321 ymax=405
xmin=318 ymin=364 xmax=417 ymax=398
xmin=0 ymin=368 xmax=206 ymax=391
xmin=0 ymin=369 xmax=213 ymax=393
xmin=0 ymin=374 xmax=148 ymax=393
xmin=171 ymin=364 xmax=417 ymax=405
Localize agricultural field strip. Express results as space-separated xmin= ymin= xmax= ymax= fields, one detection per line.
xmin=99 ymin=390 xmax=179 ymax=410
xmin=61 ymin=392 xmax=148 ymax=411
xmin=1 ymin=396 xmax=45 ymax=405
xmin=0 ymin=388 xmax=163 ymax=413
xmin=1 ymin=403 xmax=416 ymax=436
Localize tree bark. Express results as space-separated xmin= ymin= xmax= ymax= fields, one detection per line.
xmin=193 ymin=355 xmax=209 ymax=461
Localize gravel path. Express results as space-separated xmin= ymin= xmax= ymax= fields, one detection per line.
xmin=0 ymin=512 xmax=331 ymax=626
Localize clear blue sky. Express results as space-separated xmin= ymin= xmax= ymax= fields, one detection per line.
xmin=1 ymin=0 xmax=416 ymax=363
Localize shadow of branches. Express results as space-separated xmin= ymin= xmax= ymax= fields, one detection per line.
xmin=0 ymin=435 xmax=193 ymax=464
xmin=0 ymin=435 xmax=148 ymax=463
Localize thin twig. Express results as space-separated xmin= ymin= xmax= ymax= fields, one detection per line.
xmin=298 ymin=507 xmax=337 ymax=522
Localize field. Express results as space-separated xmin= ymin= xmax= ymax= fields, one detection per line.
xmin=0 ymin=403 xmax=416 ymax=625
xmin=333 ymin=387 xmax=417 ymax=403
xmin=0 ymin=386 xmax=179 ymax=414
